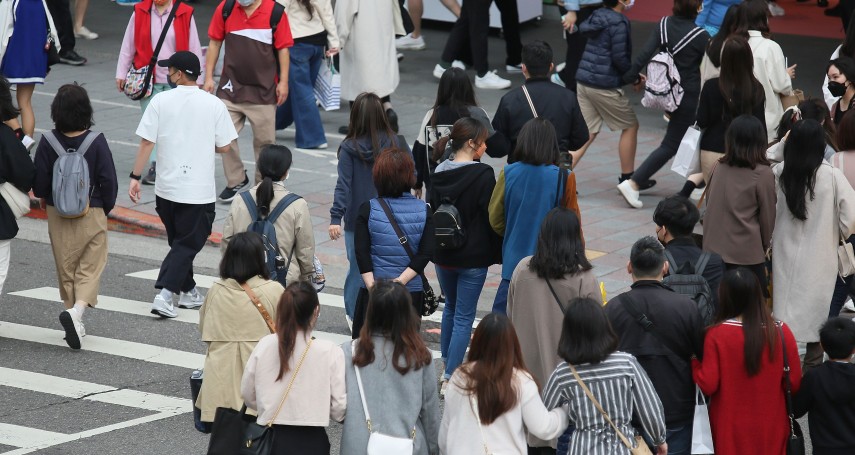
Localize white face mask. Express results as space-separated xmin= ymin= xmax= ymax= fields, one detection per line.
xmin=622 ymin=0 xmax=635 ymax=10
xmin=237 ymin=0 xmax=254 ymax=7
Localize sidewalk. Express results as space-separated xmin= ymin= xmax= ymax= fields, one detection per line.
xmin=22 ymin=2 xmax=839 ymax=311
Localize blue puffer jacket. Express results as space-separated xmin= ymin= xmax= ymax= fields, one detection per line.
xmin=367 ymin=195 xmax=426 ymax=293
xmin=576 ymin=7 xmax=632 ymax=90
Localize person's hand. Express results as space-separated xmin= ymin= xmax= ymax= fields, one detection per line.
xmin=656 ymin=442 xmax=668 ymax=455
xmin=116 ymin=79 xmax=126 ymax=92
xmin=203 ymin=78 xmax=216 ymax=94
xmin=276 ymin=80 xmax=288 ymax=106
xmin=329 ymin=224 xmax=342 ymax=240
xmin=413 ymin=187 xmax=422 ymax=199
xmin=632 ymin=75 xmax=646 ymax=92
xmin=562 ymin=11 xmax=577 ymax=31
xmin=129 ymin=179 xmax=142 ymax=203
xmin=326 ymin=47 xmax=339 ymax=57
xmin=787 ymin=64 xmax=797 ymax=79
xmin=393 ymin=276 xmax=411 ymax=286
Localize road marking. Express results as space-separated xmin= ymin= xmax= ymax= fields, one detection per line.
xmin=0 ymin=424 xmax=67 ymax=449
xmin=125 ymin=269 xmax=218 ymax=289
xmin=34 ymin=90 xmax=138 ymax=109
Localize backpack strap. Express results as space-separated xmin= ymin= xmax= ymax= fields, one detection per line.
xmin=663 ymin=249 xmax=679 ymax=275
xmin=42 ymin=130 xmax=98 ymax=156
xmin=694 ymin=252 xmax=711 ymax=276
xmin=240 ymin=191 xmax=259 ymax=220
xmin=270 ymin=1 xmax=285 ymax=33
xmin=659 ymin=17 xmax=668 ymax=49
xmin=267 ymin=192 xmax=302 ymax=223
xmin=75 ymin=131 xmax=99 ymax=156
xmin=618 ymin=293 xmax=686 ymax=357
xmin=222 ymin=0 xmax=235 ymax=21
xmin=554 ymin=168 xmax=568 ymax=208
xmin=42 ymin=131 xmax=67 ymax=156
xmin=672 ymin=27 xmax=706 ymax=56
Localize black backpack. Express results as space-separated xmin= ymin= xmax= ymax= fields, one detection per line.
xmin=663 ymin=250 xmax=715 ymax=326
xmin=433 ymin=196 xmax=465 ymax=250
xmin=240 ymin=191 xmax=301 ymax=286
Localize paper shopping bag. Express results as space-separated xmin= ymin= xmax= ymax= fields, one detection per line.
xmin=314 ymin=58 xmax=341 ymax=111
xmin=691 ymin=388 xmax=715 ymax=454
xmin=671 ymin=124 xmax=702 ymax=178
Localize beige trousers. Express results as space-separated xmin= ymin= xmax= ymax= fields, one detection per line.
xmin=46 ymin=206 xmax=108 ymax=308
xmin=700 ymin=150 xmax=724 ymax=185
xmin=221 ymin=100 xmax=276 ymax=187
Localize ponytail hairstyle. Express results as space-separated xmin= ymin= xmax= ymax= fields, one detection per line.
xmin=431 ymin=117 xmax=488 ymax=162
xmin=255 ymin=145 xmax=293 ymax=218
xmin=276 ymin=281 xmax=320 ymax=380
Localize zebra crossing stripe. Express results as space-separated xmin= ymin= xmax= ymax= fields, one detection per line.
xmin=0 ymin=424 xmax=67 ymax=450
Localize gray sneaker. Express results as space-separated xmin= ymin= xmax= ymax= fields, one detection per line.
xmin=178 ymin=288 xmax=204 ymax=309
xmin=151 ymin=294 xmax=177 ymax=318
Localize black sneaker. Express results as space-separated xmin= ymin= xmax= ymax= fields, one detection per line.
xmin=59 ymin=50 xmax=87 ymax=66
xmin=218 ymin=173 xmax=249 ymax=202
xmin=386 ymin=108 xmax=399 ymax=134
xmin=141 ymin=163 xmax=156 ymax=185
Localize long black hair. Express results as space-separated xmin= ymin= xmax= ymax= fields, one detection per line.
xmin=707 ymin=4 xmax=741 ymax=68
xmin=780 ymin=119 xmax=826 ymax=221
xmin=0 ymin=76 xmax=18 ymax=122
xmin=255 ymin=144 xmax=293 ymax=218
xmin=528 ymin=208 xmax=591 ymax=279
xmin=430 ymin=68 xmax=478 ymax=132
xmin=718 ymin=37 xmax=764 ymax=118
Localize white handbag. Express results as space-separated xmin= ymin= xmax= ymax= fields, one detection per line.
xmin=314 ymin=57 xmax=341 ymax=111
xmin=671 ymin=124 xmax=702 ymax=178
xmin=690 ymin=387 xmax=714 ymax=454
xmin=0 ymin=182 xmax=30 ymax=219
xmin=352 ymin=341 xmax=415 ymax=455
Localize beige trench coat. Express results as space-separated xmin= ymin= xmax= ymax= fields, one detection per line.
xmin=772 ymin=163 xmax=855 ymax=343
xmin=196 ymin=276 xmax=284 ymax=422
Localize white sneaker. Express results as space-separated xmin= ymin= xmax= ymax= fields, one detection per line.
xmin=439 ymin=379 xmax=449 ymax=398
xmin=451 ymin=60 xmax=466 ymax=69
xmin=433 ymin=64 xmax=448 ymax=79
xmin=74 ymin=26 xmax=99 ymax=40
xmin=506 ymin=64 xmax=523 ymax=74
xmin=151 ymin=294 xmax=178 ymax=318
xmin=345 ymin=314 xmax=353 ymax=332
xmin=396 ymin=33 xmax=426 ymax=50
xmin=768 ymin=1 xmax=785 ymax=16
xmin=844 ymin=298 xmax=855 ymax=313
xmin=551 ymin=73 xmax=566 ymax=87
xmin=475 ymin=71 xmax=512 ymax=89
xmin=21 ymin=135 xmax=35 ymax=152
xmin=617 ymin=180 xmax=643 ymax=209
xmin=178 ymin=289 xmax=204 ymax=309
xmin=59 ymin=308 xmax=85 ymax=350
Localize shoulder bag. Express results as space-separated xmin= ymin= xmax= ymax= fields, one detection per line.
xmin=831 ymin=164 xmax=855 ymax=277
xmin=376 ymin=198 xmax=438 ymax=317
xmin=124 ymin=0 xmax=182 ymax=100
xmin=522 ymin=84 xmax=573 ymax=170
xmin=352 ymin=341 xmax=416 ymax=454
xmin=778 ymin=323 xmax=805 ymax=455
xmin=0 ymin=181 xmax=30 ymax=219
xmin=242 ymin=283 xmax=277 ymax=334
xmin=567 ymin=363 xmax=653 ymax=455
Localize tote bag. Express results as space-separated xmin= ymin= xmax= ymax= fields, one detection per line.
xmin=0 ymin=182 xmax=30 ymax=219
xmin=691 ymin=387 xmax=714 ymax=454
xmin=314 ymin=58 xmax=341 ymax=111
xmin=671 ymin=124 xmax=701 ymax=177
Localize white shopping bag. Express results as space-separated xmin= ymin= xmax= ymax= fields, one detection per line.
xmin=671 ymin=124 xmax=702 ymax=178
xmin=314 ymin=58 xmax=341 ymax=111
xmin=691 ymin=387 xmax=714 ymax=454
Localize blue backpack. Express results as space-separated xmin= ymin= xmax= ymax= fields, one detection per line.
xmin=240 ymin=191 xmax=302 ymax=287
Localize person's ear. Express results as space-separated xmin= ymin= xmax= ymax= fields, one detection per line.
xmin=549 ymin=62 xmax=555 ymax=74
xmin=662 ymin=260 xmax=670 ymax=276
xmin=626 ymin=261 xmax=633 ymax=275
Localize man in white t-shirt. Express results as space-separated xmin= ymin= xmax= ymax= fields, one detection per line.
xmin=128 ymin=51 xmax=238 ymax=318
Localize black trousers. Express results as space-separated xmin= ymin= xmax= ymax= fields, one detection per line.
xmin=558 ymin=5 xmax=599 ymax=91
xmin=271 ymin=425 xmax=330 ymax=454
xmin=45 ymin=0 xmax=75 ymax=54
xmin=495 ymin=0 xmax=522 ymax=66
xmin=155 ymin=197 xmax=215 ymax=293
xmin=442 ymin=0 xmax=492 ymax=75
xmin=632 ymin=94 xmax=699 ymax=183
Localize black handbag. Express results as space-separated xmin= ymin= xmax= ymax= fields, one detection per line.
xmin=779 ymin=324 xmax=805 ymax=455
xmin=377 ymin=198 xmax=438 ymax=317
xmin=190 ymin=370 xmax=211 ymax=433
xmin=207 ymin=406 xmax=257 ymax=455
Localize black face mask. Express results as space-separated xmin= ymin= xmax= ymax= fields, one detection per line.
xmin=829 ymin=80 xmax=848 ymax=97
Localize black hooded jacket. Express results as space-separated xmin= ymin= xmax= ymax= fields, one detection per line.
xmin=794 ymin=361 xmax=855 ymax=454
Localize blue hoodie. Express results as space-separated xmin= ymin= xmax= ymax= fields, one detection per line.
xmin=330 ymin=134 xmax=411 ymax=231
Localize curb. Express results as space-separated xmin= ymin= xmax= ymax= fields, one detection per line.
xmin=25 ymin=199 xmax=223 ymax=246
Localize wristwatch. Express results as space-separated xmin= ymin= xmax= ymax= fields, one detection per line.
xmin=129 ymin=171 xmax=142 ymax=181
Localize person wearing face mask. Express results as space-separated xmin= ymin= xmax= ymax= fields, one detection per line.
xmin=828 ymin=56 xmax=855 ymax=126
xmin=222 ymin=144 xmax=318 ymax=285
xmin=116 ymin=0 xmax=205 ymax=186
xmin=129 ymin=51 xmax=239 ymax=319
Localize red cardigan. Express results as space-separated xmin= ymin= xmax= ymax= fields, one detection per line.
xmin=132 ymin=0 xmax=193 ymax=70
xmin=692 ymin=320 xmax=802 ymax=455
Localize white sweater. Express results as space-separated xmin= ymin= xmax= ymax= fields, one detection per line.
xmin=439 ymin=368 xmax=569 ymax=455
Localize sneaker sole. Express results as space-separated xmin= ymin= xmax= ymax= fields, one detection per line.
xmin=177 ymin=302 xmax=203 ymax=309
xmin=59 ymin=59 xmax=86 ymax=66
xmin=397 ymin=44 xmax=426 ymax=50
xmin=59 ymin=312 xmax=81 ymax=350
xmin=151 ymin=308 xmax=178 ymax=318
xmin=475 ymin=84 xmax=512 ymax=90
xmin=617 ymin=184 xmax=643 ymax=209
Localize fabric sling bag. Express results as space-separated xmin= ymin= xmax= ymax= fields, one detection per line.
xmin=778 ymin=324 xmax=805 ymax=455
xmin=124 ymin=0 xmax=181 ymax=100
xmin=567 ymin=363 xmax=653 ymax=455
xmin=351 ymin=340 xmax=417 ymax=454
xmin=376 ymin=198 xmax=438 ymax=317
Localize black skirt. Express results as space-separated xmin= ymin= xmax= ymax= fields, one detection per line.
xmin=270 ymin=425 xmax=330 ymax=454
xmin=351 ymin=287 xmax=423 ymax=338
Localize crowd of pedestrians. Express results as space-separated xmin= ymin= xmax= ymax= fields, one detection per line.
xmin=5 ymin=0 xmax=855 ymax=453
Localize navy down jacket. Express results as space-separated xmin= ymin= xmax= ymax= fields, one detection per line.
xmin=576 ymin=7 xmax=633 ymax=89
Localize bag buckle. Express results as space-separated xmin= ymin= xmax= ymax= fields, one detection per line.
xmin=398 ymin=236 xmax=408 ymax=245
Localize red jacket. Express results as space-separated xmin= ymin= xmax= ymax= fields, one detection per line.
xmin=132 ymin=0 xmax=193 ymax=70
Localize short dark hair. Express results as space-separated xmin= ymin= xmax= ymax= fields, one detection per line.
xmin=603 ymin=0 xmax=620 ymax=7
xmin=820 ymin=317 xmax=855 ymax=359
xmin=737 ymin=0 xmax=770 ymax=36
xmin=529 ymin=208 xmax=592 ymax=279
xmin=372 ymin=147 xmax=416 ymax=197
xmin=521 ymin=41 xmax=553 ymax=77
xmin=220 ymin=231 xmax=270 ymax=283
xmin=557 ymin=298 xmax=618 ymax=364
xmin=513 ymin=117 xmax=559 ymax=165
xmin=673 ymin=0 xmax=702 ymax=19
xmin=722 ymin=115 xmax=769 ymax=169
xmin=50 ymin=84 xmax=94 ymax=133
xmin=653 ymin=196 xmax=700 ymax=238
xmin=828 ymin=56 xmax=855 ymax=83
xmin=630 ymin=236 xmax=666 ymax=278
xmin=0 ymin=76 xmax=19 ymax=122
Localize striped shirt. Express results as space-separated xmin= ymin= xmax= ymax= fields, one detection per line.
xmin=542 ymin=352 xmax=667 ymax=455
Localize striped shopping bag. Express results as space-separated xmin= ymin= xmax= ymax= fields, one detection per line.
xmin=314 ymin=58 xmax=341 ymax=111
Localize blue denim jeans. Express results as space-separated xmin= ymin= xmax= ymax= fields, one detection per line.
xmin=643 ymin=421 xmax=692 ymax=455
xmin=275 ymin=42 xmax=327 ymax=148
xmin=437 ymin=266 xmax=488 ymax=379
xmin=343 ymin=229 xmax=360 ymax=319
xmin=492 ymin=278 xmax=511 ymax=314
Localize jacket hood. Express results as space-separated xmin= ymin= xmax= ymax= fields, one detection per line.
xmin=340 ymin=135 xmax=399 ymax=162
xmin=431 ymin=162 xmax=493 ymax=200
xmin=580 ymin=8 xmax=624 ymax=36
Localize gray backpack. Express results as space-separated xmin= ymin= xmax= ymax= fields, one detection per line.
xmin=43 ymin=131 xmax=98 ymax=218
